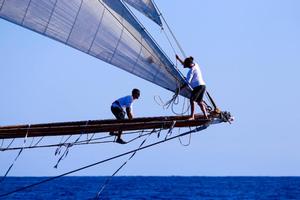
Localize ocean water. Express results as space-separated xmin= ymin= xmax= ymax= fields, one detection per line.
xmin=0 ymin=177 xmax=300 ymax=200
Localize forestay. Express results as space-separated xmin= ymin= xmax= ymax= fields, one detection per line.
xmin=0 ymin=0 xmax=191 ymax=97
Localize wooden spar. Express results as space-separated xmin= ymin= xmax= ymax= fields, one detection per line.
xmin=0 ymin=114 xmax=222 ymax=139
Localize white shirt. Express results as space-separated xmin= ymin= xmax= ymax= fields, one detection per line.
xmin=112 ymin=95 xmax=134 ymax=110
xmin=186 ymin=63 xmax=206 ymax=88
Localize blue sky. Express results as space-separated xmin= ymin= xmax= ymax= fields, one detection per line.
xmin=1 ymin=0 xmax=300 ymax=176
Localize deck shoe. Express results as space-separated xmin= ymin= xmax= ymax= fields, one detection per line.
xmin=116 ymin=138 xmax=127 ymax=144
xmin=109 ymin=131 xmax=118 ymax=136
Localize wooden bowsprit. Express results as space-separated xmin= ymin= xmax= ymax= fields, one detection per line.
xmin=0 ymin=112 xmax=231 ymax=139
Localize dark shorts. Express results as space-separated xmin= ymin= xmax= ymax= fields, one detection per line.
xmin=191 ymin=85 xmax=206 ymax=102
xmin=111 ymin=106 xmax=125 ymax=120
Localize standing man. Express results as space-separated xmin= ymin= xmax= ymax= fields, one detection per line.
xmin=110 ymin=88 xmax=140 ymax=144
xmin=176 ymin=55 xmax=208 ymax=120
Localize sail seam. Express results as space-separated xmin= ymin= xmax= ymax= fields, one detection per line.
xmin=109 ymin=27 xmax=124 ymax=63
xmin=21 ymin=0 xmax=33 ymax=25
xmin=0 ymin=0 xmax=6 ymax=12
xmin=100 ymin=0 xmax=157 ymax=64
xmin=108 ymin=8 xmax=125 ymax=63
xmin=43 ymin=0 xmax=58 ymax=34
xmin=130 ymin=35 xmax=143 ymax=73
xmin=99 ymin=0 xmax=182 ymax=85
xmin=121 ymin=1 xmax=182 ymax=83
xmin=88 ymin=7 xmax=106 ymax=54
xmin=66 ymin=0 xmax=84 ymax=43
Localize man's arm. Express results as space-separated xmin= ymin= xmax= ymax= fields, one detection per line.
xmin=126 ymin=107 xmax=133 ymax=119
xmin=176 ymin=54 xmax=184 ymax=65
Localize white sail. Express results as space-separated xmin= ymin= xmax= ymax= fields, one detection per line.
xmin=122 ymin=0 xmax=162 ymax=26
xmin=0 ymin=0 xmax=190 ymax=97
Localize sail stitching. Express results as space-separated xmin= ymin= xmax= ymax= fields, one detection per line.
xmin=108 ymin=13 xmax=125 ymax=63
xmin=21 ymin=0 xmax=33 ymax=25
xmin=43 ymin=0 xmax=58 ymax=34
xmin=87 ymin=8 xmax=106 ymax=53
xmin=99 ymin=0 xmax=182 ymax=84
xmin=66 ymin=0 xmax=84 ymax=43
xmin=0 ymin=0 xmax=6 ymax=12
xmin=122 ymin=0 xmax=181 ymax=82
xmin=130 ymin=35 xmax=143 ymax=73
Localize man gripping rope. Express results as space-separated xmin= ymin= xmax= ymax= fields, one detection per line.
xmin=176 ymin=55 xmax=208 ymax=120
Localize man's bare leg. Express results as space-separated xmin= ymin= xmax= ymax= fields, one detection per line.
xmin=198 ymin=101 xmax=208 ymax=119
xmin=189 ymin=99 xmax=195 ymax=120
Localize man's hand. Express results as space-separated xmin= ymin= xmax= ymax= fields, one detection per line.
xmin=175 ymin=54 xmax=184 ymax=65
xmin=126 ymin=107 xmax=133 ymax=120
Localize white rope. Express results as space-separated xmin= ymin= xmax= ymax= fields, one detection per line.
xmin=165 ymin=120 xmax=176 ymax=139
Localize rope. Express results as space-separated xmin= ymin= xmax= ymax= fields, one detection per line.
xmin=0 ymin=125 xmax=30 ymax=183
xmin=153 ymin=1 xmax=220 ymax=115
xmin=5 ymin=138 xmax=15 ymax=150
xmin=95 ymin=129 xmax=157 ymax=198
xmin=54 ymin=135 xmax=71 ymax=157
xmin=0 ymin=130 xmax=156 ymax=152
xmin=33 ymin=136 xmax=44 ymax=147
xmin=161 ymin=27 xmax=177 ymax=56
xmin=29 ymin=137 xmax=35 ymax=147
xmin=153 ymin=86 xmax=190 ymax=116
xmin=98 ymin=0 xmax=183 ymax=84
xmin=153 ymin=0 xmax=187 ymax=58
xmin=0 ymin=125 xmax=209 ymax=198
xmin=165 ymin=121 xmax=176 ymax=139
xmin=178 ymin=128 xmax=192 ymax=146
xmin=54 ymin=121 xmax=89 ymax=168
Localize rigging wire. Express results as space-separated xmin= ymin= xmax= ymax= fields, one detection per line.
xmin=29 ymin=137 xmax=35 ymax=147
xmin=0 ymin=125 xmax=30 ymax=183
xmin=0 ymin=130 xmax=156 ymax=152
xmin=0 ymin=125 xmax=209 ymax=198
xmin=54 ymin=135 xmax=71 ymax=157
xmin=98 ymin=0 xmax=183 ymax=84
xmin=95 ymin=129 xmax=157 ymax=198
xmin=153 ymin=0 xmax=219 ymax=112
xmin=33 ymin=136 xmax=44 ymax=147
xmin=5 ymin=138 xmax=15 ymax=150
xmin=54 ymin=121 xmax=89 ymax=168
xmin=153 ymin=0 xmax=187 ymax=58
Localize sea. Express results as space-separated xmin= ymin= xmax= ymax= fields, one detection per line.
xmin=0 ymin=176 xmax=300 ymax=200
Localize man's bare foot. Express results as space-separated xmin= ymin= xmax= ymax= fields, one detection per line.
xmin=188 ymin=116 xmax=195 ymax=120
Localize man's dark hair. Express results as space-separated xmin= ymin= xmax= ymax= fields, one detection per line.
xmin=132 ymin=88 xmax=140 ymax=96
xmin=184 ymin=56 xmax=194 ymax=67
